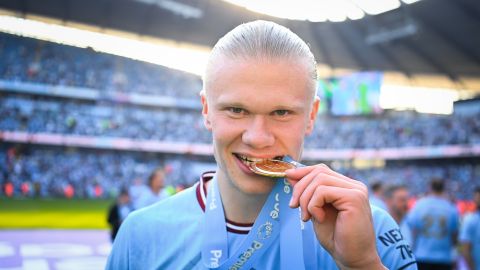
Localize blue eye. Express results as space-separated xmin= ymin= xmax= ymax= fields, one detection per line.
xmin=273 ymin=110 xmax=289 ymax=116
xmin=229 ymin=107 xmax=245 ymax=114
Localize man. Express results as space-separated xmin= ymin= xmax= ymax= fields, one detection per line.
xmin=107 ymin=188 xmax=133 ymax=241
xmin=370 ymin=181 xmax=388 ymax=211
xmin=107 ymin=20 xmax=416 ymax=269
xmin=407 ymin=178 xmax=459 ymax=270
xmin=459 ymin=186 xmax=480 ymax=270
xmin=134 ymin=168 xmax=171 ymax=209
xmin=384 ymin=184 xmax=413 ymax=246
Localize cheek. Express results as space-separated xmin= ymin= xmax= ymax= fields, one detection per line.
xmin=210 ymin=117 xmax=243 ymax=144
xmin=281 ymin=122 xmax=307 ymax=143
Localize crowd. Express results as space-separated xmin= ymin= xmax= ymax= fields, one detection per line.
xmin=1 ymin=94 xmax=479 ymax=148
xmin=306 ymin=111 xmax=480 ymax=149
xmin=0 ymin=94 xmax=211 ymax=143
xmin=0 ymin=33 xmax=202 ymax=98
xmin=343 ymin=161 xmax=479 ymax=201
xmin=1 ymin=143 xmax=478 ymax=200
xmin=370 ymin=180 xmax=480 ymax=270
xmin=1 ymin=32 xmax=480 ymax=148
xmin=0 ymin=144 xmax=213 ymax=198
xmin=1 ymin=32 xmax=479 ymax=201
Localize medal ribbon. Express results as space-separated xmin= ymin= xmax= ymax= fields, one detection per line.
xmin=202 ymin=174 xmax=317 ymax=269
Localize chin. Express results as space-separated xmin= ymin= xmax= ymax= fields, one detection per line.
xmin=233 ymin=174 xmax=277 ymax=195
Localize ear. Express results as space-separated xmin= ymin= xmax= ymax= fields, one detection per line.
xmin=305 ymin=96 xmax=320 ymax=135
xmin=200 ymin=90 xmax=212 ymax=131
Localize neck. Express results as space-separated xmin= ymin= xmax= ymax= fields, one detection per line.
xmin=212 ymin=173 xmax=272 ymax=224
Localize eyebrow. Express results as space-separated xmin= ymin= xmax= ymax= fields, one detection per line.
xmin=215 ymin=101 xmax=306 ymax=112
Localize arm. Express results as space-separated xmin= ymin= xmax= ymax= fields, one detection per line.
xmin=286 ymin=164 xmax=386 ymax=270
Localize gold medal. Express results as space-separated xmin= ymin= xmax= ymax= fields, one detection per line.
xmin=249 ymin=159 xmax=297 ymax=178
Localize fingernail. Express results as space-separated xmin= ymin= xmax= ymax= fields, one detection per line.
xmin=289 ymin=197 xmax=294 ymax=208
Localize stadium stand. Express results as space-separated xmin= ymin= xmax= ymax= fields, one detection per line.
xmin=0 ymin=33 xmax=202 ymax=98
xmin=1 ymin=93 xmax=479 ymax=148
xmin=0 ymin=32 xmax=479 ymax=200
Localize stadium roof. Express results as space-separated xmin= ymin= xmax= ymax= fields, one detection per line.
xmin=1 ymin=0 xmax=480 ymax=92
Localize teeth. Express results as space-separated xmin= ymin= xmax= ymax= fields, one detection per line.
xmin=236 ymin=154 xmax=281 ymax=163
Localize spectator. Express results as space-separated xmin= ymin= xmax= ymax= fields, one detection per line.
xmin=459 ymin=186 xmax=480 ymax=270
xmin=134 ymin=168 xmax=170 ymax=209
xmin=107 ymin=188 xmax=134 ymax=241
xmin=407 ymin=178 xmax=459 ymax=270
xmin=384 ymin=184 xmax=413 ymax=246
xmin=369 ymin=181 xmax=388 ymax=211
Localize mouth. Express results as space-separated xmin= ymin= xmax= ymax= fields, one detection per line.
xmin=233 ymin=153 xmax=284 ymax=167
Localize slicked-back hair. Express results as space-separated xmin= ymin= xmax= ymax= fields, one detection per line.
xmin=203 ymin=20 xmax=317 ymax=99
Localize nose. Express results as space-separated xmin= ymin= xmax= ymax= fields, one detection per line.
xmin=242 ymin=116 xmax=275 ymax=149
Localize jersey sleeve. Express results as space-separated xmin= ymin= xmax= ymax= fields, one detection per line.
xmin=372 ymin=206 xmax=418 ymax=270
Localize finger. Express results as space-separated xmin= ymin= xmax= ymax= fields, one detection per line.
xmin=285 ymin=163 xmax=324 ymax=181
xmin=288 ymin=167 xmax=366 ymax=209
xmin=298 ymin=173 xmax=358 ymax=220
xmin=287 ymin=164 xmax=367 ymax=193
xmin=307 ymin=185 xmax=369 ymax=223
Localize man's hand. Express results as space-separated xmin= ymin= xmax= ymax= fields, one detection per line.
xmin=286 ymin=164 xmax=385 ymax=270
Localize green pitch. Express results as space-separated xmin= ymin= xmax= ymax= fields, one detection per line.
xmin=0 ymin=198 xmax=114 ymax=229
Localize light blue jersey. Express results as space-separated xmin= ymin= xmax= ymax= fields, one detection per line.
xmin=369 ymin=194 xmax=388 ymax=211
xmin=134 ymin=188 xmax=170 ymax=210
xmin=400 ymin=218 xmax=413 ymax=247
xmin=107 ymin=172 xmax=417 ymax=270
xmin=407 ymin=195 xmax=459 ymax=264
xmin=459 ymin=211 xmax=480 ymax=270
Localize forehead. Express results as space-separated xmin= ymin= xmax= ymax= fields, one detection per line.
xmin=393 ymin=188 xmax=409 ymax=196
xmin=205 ymin=57 xmax=313 ymax=109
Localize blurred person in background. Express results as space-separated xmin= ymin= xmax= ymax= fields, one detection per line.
xmin=407 ymin=178 xmax=459 ymax=270
xmin=129 ymin=177 xmax=149 ymax=208
xmin=459 ymin=186 xmax=480 ymax=270
xmin=369 ymin=181 xmax=388 ymax=211
xmin=134 ymin=168 xmax=171 ymax=209
xmin=107 ymin=20 xmax=416 ymax=270
xmin=384 ymin=184 xmax=413 ymax=246
xmin=107 ymin=188 xmax=133 ymax=241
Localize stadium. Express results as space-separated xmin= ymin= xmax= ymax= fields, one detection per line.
xmin=0 ymin=0 xmax=479 ymax=269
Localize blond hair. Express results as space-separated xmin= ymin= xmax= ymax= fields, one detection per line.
xmin=203 ymin=20 xmax=317 ymax=98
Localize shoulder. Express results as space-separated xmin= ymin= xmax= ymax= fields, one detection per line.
xmin=370 ymin=204 xmax=394 ymax=225
xmin=127 ymin=183 xmax=201 ymax=228
xmin=369 ymin=196 xmax=388 ymax=211
xmin=106 ymin=184 xmax=204 ymax=269
xmin=463 ymin=212 xmax=480 ymax=226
